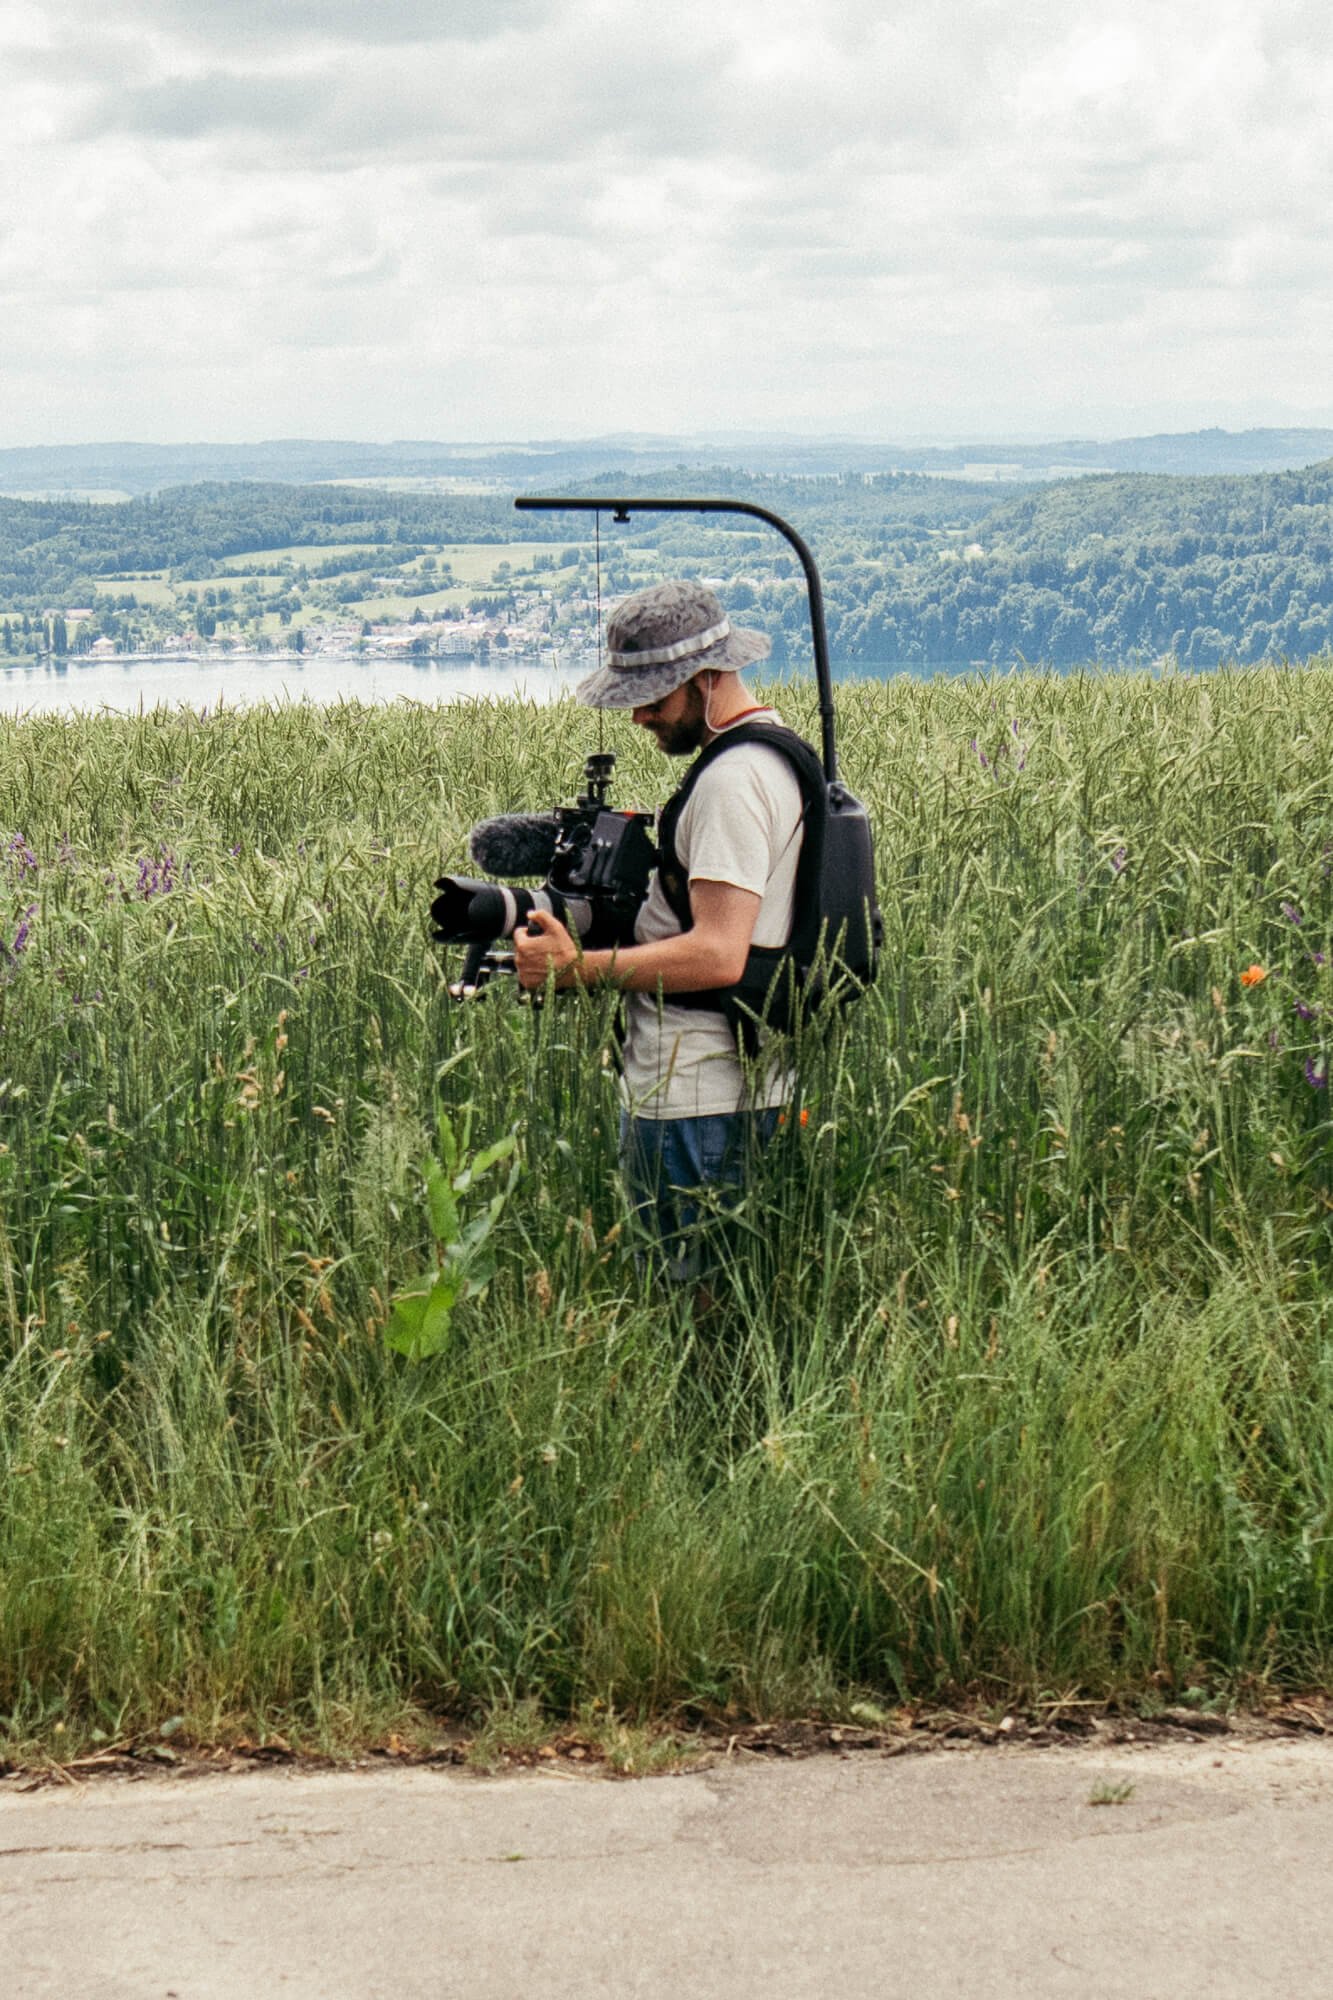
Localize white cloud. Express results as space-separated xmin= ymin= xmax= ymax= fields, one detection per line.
xmin=2 ymin=0 xmax=1332 ymax=443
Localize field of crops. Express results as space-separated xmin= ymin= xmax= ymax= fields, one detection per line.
xmin=3 ymin=667 xmax=1332 ymax=1759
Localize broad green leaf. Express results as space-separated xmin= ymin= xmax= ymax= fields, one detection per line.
xmin=471 ymin=1133 xmax=517 ymax=1177
xmin=424 ymin=1158 xmax=459 ymax=1245
xmin=452 ymin=1133 xmax=515 ymax=1193
xmin=415 ymin=1268 xmax=460 ymax=1353
xmin=383 ymin=1284 xmax=428 ymax=1357
xmin=385 ymin=1268 xmax=460 ymax=1360
xmin=435 ymin=1110 xmax=458 ymax=1177
xmin=459 ymin=1255 xmax=496 ymax=1299
xmin=457 ymin=1208 xmax=498 ymax=1253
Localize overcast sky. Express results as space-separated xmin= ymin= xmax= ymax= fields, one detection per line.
xmin=4 ymin=0 xmax=1331 ymax=445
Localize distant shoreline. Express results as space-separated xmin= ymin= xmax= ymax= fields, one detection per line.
xmin=1 ymin=645 xmax=585 ymax=670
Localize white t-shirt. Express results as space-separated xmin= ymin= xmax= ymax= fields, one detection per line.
xmin=620 ymin=714 xmax=805 ymax=1119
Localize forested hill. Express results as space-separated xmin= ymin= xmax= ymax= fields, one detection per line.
xmin=0 ymin=481 xmax=543 ymax=589
xmin=825 ymin=460 xmax=1333 ymax=667
xmin=496 ymin=455 xmax=1333 ymax=665
xmin=1 ymin=461 xmax=1331 ymax=668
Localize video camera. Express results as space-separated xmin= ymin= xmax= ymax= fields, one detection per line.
xmin=430 ymin=749 xmax=655 ymax=996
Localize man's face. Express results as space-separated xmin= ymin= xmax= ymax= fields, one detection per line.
xmin=631 ymin=677 xmax=708 ymax=756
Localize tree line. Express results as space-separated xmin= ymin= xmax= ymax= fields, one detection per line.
xmin=1 ymin=462 xmax=1331 ymax=668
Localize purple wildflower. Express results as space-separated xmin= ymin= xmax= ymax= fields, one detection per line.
xmin=1281 ymin=901 xmax=1304 ymax=926
xmin=130 ymin=849 xmax=181 ymax=900
xmin=1110 ymin=845 xmax=1128 ymax=876
xmin=6 ymin=834 xmax=37 ymax=878
xmin=1 ymin=902 xmax=35 ymax=965
xmin=970 ymin=737 xmax=990 ymax=769
xmin=1295 ymin=1001 xmax=1320 ymax=1022
xmin=1304 ymin=1057 xmax=1328 ymax=1091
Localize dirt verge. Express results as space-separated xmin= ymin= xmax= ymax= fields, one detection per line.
xmin=4 ymin=1691 xmax=1329 ymax=1791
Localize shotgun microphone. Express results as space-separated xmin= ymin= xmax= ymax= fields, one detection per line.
xmin=467 ymin=812 xmax=562 ymax=879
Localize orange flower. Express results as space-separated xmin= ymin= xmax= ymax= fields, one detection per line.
xmin=1239 ymin=964 xmax=1268 ymax=989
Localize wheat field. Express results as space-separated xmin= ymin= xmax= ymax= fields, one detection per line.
xmin=3 ymin=665 xmax=1331 ymax=1757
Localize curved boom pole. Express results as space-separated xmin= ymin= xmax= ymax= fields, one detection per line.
xmin=514 ymin=495 xmax=837 ymax=782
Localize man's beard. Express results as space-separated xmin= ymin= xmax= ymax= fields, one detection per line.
xmin=649 ymin=683 xmax=709 ymax=756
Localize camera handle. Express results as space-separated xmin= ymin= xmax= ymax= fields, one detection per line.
xmin=514 ymin=494 xmax=838 ymax=784
xmin=448 ymin=940 xmax=517 ymax=1000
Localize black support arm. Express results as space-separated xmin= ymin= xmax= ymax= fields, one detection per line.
xmin=513 ymin=494 xmax=838 ymax=782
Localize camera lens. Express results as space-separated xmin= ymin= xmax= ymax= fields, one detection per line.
xmin=431 ymin=876 xmax=528 ymax=942
xmin=466 ymin=884 xmax=531 ymax=938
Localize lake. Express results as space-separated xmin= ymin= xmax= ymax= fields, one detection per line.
xmin=0 ymin=650 xmax=956 ymax=720
xmin=0 ymin=652 xmax=586 ymax=717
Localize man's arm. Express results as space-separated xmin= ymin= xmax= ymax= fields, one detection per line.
xmin=513 ymin=878 xmax=760 ymax=994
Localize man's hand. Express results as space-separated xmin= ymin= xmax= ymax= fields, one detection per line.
xmin=512 ymin=880 xmax=760 ymax=996
xmin=514 ymin=907 xmax=580 ymax=990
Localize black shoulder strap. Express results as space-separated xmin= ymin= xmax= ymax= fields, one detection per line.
xmin=655 ymin=721 xmax=825 ymax=940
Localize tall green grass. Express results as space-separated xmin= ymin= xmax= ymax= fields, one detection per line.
xmin=3 ymin=666 xmax=1332 ymax=1754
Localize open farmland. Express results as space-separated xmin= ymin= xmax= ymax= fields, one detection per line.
xmin=3 ymin=668 xmax=1333 ymax=1761
xmin=2 ymin=538 xmax=595 ymax=653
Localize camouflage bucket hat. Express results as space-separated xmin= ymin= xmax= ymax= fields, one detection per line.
xmin=576 ymin=579 xmax=771 ymax=709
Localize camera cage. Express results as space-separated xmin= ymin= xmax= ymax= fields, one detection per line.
xmin=432 ymin=739 xmax=656 ymax=997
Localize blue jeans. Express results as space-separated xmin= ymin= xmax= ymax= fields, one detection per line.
xmin=619 ymin=1109 xmax=781 ymax=1284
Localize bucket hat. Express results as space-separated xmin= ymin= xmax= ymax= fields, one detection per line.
xmin=576 ymin=579 xmax=770 ymax=709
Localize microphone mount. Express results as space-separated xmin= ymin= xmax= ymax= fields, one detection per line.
xmin=578 ymin=750 xmax=617 ymax=811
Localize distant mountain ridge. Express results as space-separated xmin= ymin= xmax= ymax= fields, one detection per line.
xmin=3 ymin=427 xmax=1333 ymax=497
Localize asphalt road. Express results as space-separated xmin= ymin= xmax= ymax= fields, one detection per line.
xmin=4 ymin=1737 xmax=1332 ymax=1997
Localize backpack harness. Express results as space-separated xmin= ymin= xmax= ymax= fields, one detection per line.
xmin=653 ymin=719 xmax=881 ymax=1053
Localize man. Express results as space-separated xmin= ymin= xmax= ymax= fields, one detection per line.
xmin=514 ymin=579 xmax=805 ymax=1282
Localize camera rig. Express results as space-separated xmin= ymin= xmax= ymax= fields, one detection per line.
xmin=430 ymin=746 xmax=655 ymax=996
xmin=431 ymin=495 xmax=879 ymax=1012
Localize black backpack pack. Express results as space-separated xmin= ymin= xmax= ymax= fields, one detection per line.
xmin=654 ymin=719 xmax=882 ymax=1051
